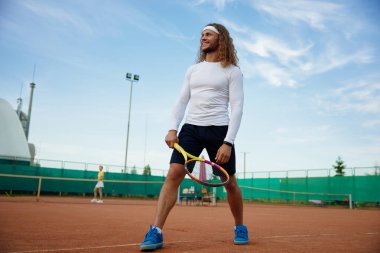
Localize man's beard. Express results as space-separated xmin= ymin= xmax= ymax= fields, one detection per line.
xmin=202 ymin=43 xmax=218 ymax=54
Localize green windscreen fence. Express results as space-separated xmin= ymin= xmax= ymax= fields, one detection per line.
xmin=237 ymin=176 xmax=380 ymax=203
xmin=0 ymin=163 xmax=379 ymax=204
xmin=0 ymin=164 xmax=166 ymax=197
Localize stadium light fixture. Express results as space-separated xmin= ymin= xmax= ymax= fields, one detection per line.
xmin=124 ymin=72 xmax=140 ymax=173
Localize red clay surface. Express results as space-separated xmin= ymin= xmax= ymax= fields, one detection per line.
xmin=0 ymin=196 xmax=379 ymax=253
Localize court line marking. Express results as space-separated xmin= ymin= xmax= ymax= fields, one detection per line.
xmin=261 ymin=234 xmax=312 ymax=239
xmin=7 ymin=240 xmax=195 ymax=253
xmin=259 ymin=232 xmax=379 ymax=239
xmin=7 ymin=232 xmax=379 ymax=253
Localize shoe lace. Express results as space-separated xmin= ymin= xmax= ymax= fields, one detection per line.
xmin=235 ymin=227 xmax=247 ymax=238
xmin=145 ymin=227 xmax=160 ymax=241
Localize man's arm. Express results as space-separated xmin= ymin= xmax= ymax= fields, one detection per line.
xmin=165 ymin=130 xmax=178 ymax=148
xmin=215 ymin=67 xmax=244 ymax=164
xmin=224 ymin=67 xmax=244 ymax=144
xmin=166 ymin=66 xmax=193 ymax=148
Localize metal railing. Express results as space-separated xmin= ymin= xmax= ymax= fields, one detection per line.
xmin=0 ymin=155 xmax=168 ymax=177
xmin=236 ymin=166 xmax=380 ymax=179
xmin=1 ymin=155 xmax=379 ymax=178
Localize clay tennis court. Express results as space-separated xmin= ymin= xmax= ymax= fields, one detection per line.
xmin=0 ymin=196 xmax=379 ymax=253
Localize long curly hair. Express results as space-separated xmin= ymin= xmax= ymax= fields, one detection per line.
xmin=196 ymin=23 xmax=239 ymax=68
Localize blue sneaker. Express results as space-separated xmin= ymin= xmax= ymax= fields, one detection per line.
xmin=234 ymin=224 xmax=249 ymax=245
xmin=140 ymin=225 xmax=163 ymax=251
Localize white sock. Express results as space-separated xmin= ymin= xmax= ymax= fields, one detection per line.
xmin=154 ymin=226 xmax=162 ymax=234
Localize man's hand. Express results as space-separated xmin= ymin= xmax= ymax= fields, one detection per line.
xmin=165 ymin=130 xmax=178 ymax=148
xmin=215 ymin=144 xmax=232 ymax=164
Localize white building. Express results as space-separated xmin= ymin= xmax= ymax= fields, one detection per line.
xmin=0 ymin=98 xmax=31 ymax=162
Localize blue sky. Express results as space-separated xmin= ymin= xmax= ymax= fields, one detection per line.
xmin=1 ymin=0 xmax=379 ymax=174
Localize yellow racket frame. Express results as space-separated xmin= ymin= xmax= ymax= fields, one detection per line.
xmin=173 ymin=143 xmax=230 ymax=187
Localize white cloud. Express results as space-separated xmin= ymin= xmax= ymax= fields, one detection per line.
xmin=240 ymin=33 xmax=313 ymax=65
xmin=241 ymin=59 xmax=297 ymax=87
xmin=316 ymin=80 xmax=380 ymax=114
xmin=233 ymin=23 xmax=373 ymax=88
xmin=251 ymin=0 xmax=346 ymax=31
xmin=246 ymin=0 xmax=374 ymax=81
xmin=233 ymin=29 xmax=311 ymax=87
xmin=255 ymin=61 xmax=297 ymax=87
xmin=272 ymin=125 xmax=332 ymax=145
xmin=193 ymin=0 xmax=234 ymax=11
xmin=362 ymin=119 xmax=380 ymax=128
xmin=218 ymin=18 xmax=250 ymax=33
xmin=274 ymin=127 xmax=288 ymax=134
xmin=20 ymin=1 xmax=94 ymax=35
xmin=302 ymin=47 xmax=373 ymax=75
xmin=243 ymin=38 xmax=373 ymax=77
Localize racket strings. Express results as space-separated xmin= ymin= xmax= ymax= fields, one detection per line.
xmin=185 ymin=160 xmax=228 ymax=184
xmin=212 ymin=166 xmax=229 ymax=183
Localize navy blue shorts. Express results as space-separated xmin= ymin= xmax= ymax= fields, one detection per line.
xmin=170 ymin=124 xmax=236 ymax=176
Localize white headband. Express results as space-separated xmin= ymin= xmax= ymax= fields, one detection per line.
xmin=203 ymin=25 xmax=219 ymax=34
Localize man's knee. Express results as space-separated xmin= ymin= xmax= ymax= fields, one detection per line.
xmin=165 ymin=164 xmax=186 ymax=184
xmin=225 ymin=176 xmax=241 ymax=193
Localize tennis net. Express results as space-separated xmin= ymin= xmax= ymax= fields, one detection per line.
xmin=0 ymin=173 xmax=164 ymax=201
xmin=240 ymin=185 xmax=352 ymax=209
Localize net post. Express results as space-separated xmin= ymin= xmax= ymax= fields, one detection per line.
xmin=212 ymin=187 xmax=216 ymax=206
xmin=177 ymin=187 xmax=180 ymax=205
xmin=292 ymin=192 xmax=295 ymax=205
xmin=37 ymin=177 xmax=42 ymax=202
xmin=349 ymin=194 xmax=353 ymax=209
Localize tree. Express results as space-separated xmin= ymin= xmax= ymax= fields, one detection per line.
xmin=143 ymin=165 xmax=151 ymax=176
xmin=374 ymin=163 xmax=380 ymax=176
xmin=333 ymin=156 xmax=346 ymax=176
xmin=368 ymin=163 xmax=380 ymax=176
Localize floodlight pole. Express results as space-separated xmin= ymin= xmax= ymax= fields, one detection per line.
xmin=242 ymin=152 xmax=249 ymax=179
xmin=124 ymin=73 xmax=139 ymax=173
xmin=25 ymin=82 xmax=36 ymax=140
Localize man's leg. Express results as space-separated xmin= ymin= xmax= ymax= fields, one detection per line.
xmin=224 ymin=175 xmax=249 ymax=245
xmin=224 ymin=175 xmax=243 ymax=225
xmin=140 ymin=163 xmax=186 ymax=251
xmin=153 ymin=163 xmax=186 ymax=228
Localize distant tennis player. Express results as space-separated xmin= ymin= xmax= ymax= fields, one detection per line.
xmin=91 ymin=165 xmax=104 ymax=204
xmin=140 ymin=23 xmax=248 ymax=251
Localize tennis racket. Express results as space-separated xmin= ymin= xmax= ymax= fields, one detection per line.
xmin=173 ymin=143 xmax=230 ymax=187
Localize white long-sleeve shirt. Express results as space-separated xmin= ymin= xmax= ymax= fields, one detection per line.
xmin=169 ymin=61 xmax=244 ymax=144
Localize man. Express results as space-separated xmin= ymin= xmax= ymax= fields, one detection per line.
xmin=91 ymin=165 xmax=104 ymax=204
xmin=140 ymin=23 xmax=247 ymax=251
